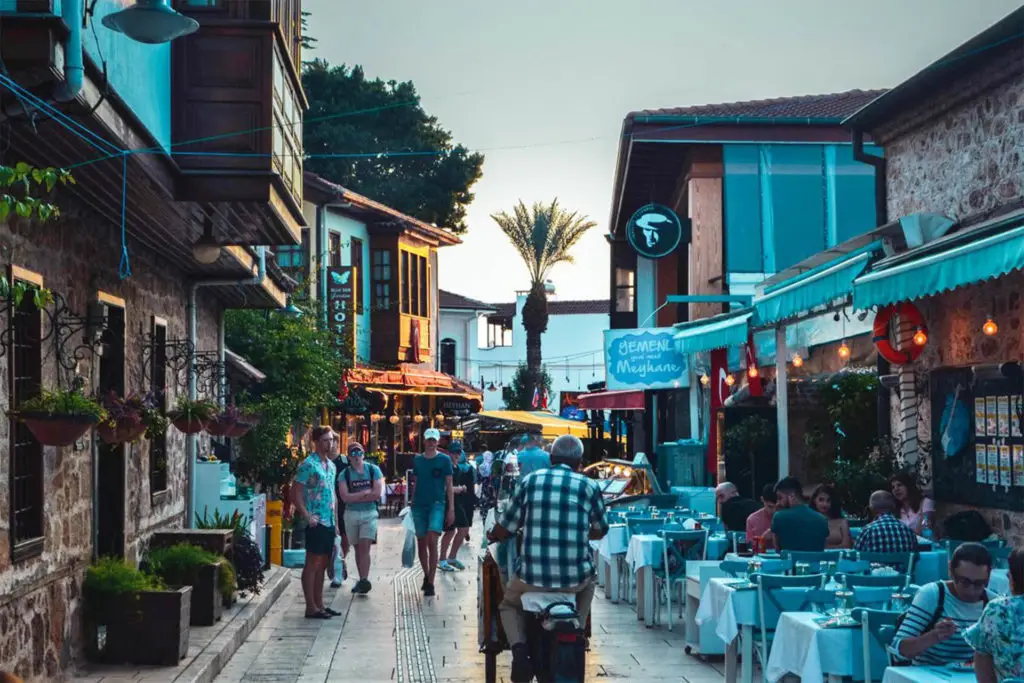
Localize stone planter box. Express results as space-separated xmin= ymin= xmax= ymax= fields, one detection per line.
xmin=135 ymin=586 xmax=192 ymax=665
xmin=188 ymin=561 xmax=223 ymax=626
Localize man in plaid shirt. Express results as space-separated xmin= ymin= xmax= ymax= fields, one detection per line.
xmin=488 ymin=435 xmax=608 ymax=682
xmin=855 ymin=490 xmax=918 ymax=553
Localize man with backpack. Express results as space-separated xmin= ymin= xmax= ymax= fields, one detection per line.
xmin=892 ymin=542 xmax=995 ymax=666
xmin=337 ymin=441 xmax=384 ymax=595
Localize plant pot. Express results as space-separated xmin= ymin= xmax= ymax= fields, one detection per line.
xmin=205 ymin=420 xmax=234 ymax=437
xmin=171 ymin=416 xmax=207 ymax=434
xmin=97 ymin=418 xmax=147 ymax=444
xmin=84 ymin=594 xmax=137 ymax=664
xmin=134 ymin=586 xmax=191 ymax=665
xmin=189 ymin=562 xmax=223 ymax=626
xmin=226 ymin=421 xmax=254 ymax=438
xmin=18 ymin=412 xmax=98 ymax=447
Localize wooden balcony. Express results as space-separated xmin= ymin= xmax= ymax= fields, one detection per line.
xmin=170 ymin=0 xmax=307 ymax=246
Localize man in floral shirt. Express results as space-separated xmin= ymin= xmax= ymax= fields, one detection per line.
xmin=291 ymin=426 xmax=340 ymax=619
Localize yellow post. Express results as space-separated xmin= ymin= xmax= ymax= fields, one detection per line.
xmin=266 ymin=500 xmax=284 ymax=566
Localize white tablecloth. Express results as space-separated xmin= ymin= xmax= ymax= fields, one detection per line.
xmin=989 ymin=567 xmax=1010 ymax=594
xmin=695 ymin=577 xmax=759 ymax=643
xmin=881 ymin=666 xmax=975 ymax=683
xmin=598 ymin=524 xmax=629 ymax=560
xmin=625 ymin=533 xmax=729 ymax=571
xmin=766 ymin=612 xmax=888 ymax=683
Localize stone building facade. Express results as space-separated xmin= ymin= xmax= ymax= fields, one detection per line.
xmin=865 ymin=36 xmax=1024 ymax=544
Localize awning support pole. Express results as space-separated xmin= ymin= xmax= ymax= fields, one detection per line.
xmin=776 ymin=327 xmax=790 ymax=477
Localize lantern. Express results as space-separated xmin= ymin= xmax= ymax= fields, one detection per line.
xmin=791 ymin=353 xmax=804 ymax=368
xmin=838 ymin=342 xmax=851 ymax=360
xmin=983 ymin=317 xmax=998 ymax=336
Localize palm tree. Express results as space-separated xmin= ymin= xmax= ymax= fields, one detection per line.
xmin=491 ymin=199 xmax=596 ymax=403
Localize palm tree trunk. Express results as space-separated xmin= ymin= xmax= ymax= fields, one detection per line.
xmin=522 ymin=283 xmax=549 ymax=401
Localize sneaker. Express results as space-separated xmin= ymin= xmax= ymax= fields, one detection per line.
xmin=352 ymin=578 xmax=372 ymax=595
xmin=510 ymin=643 xmax=533 ymax=683
xmin=362 ymin=579 xmax=372 ymax=594
xmin=423 ymin=582 xmax=435 ymax=597
xmin=438 ymin=560 xmax=455 ymax=572
xmin=330 ymin=580 xmax=343 ymax=588
xmin=448 ymin=559 xmax=466 ymax=571
xmin=421 ymin=577 xmax=429 ymax=591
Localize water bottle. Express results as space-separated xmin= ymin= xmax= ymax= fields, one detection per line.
xmin=920 ymin=515 xmax=933 ymax=540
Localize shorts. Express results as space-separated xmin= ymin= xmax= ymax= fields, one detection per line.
xmin=344 ymin=507 xmax=379 ymax=543
xmin=305 ymin=524 xmax=336 ymax=556
xmin=443 ymin=502 xmax=474 ymax=532
xmin=412 ymin=502 xmax=445 ymax=537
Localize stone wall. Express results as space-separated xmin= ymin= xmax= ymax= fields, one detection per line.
xmin=0 ymin=194 xmax=222 ymax=680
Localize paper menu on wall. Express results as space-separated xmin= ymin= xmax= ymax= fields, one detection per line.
xmin=1013 ymin=396 xmax=1023 ymax=438
xmin=986 ymin=397 xmax=999 ymax=436
xmin=1014 ymin=445 xmax=1024 ymax=487
xmin=999 ymin=445 xmax=1013 ymax=487
xmin=977 ymin=444 xmax=989 ymax=483
xmin=997 ymin=397 xmax=1011 ymax=437
xmin=975 ymin=397 xmax=988 ymax=436
xmin=987 ymin=444 xmax=1000 ymax=486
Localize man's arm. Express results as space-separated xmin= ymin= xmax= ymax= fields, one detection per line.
xmin=588 ymin=484 xmax=609 ymax=540
xmin=893 ymin=585 xmax=953 ymax=660
xmin=290 ymin=482 xmax=309 ymax=521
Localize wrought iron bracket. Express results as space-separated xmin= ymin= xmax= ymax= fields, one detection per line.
xmin=193 ymin=350 xmax=226 ymax=400
xmin=139 ymin=334 xmax=195 ymax=395
xmin=39 ymin=292 xmax=108 ymax=387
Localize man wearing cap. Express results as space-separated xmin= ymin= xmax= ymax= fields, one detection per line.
xmin=439 ymin=441 xmax=476 ymax=572
xmin=410 ymin=428 xmax=455 ymax=596
xmin=337 ymin=442 xmax=383 ymax=595
xmin=516 ymin=433 xmax=550 ymax=478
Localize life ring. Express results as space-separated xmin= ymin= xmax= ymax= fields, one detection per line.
xmin=873 ymin=303 xmax=926 ymax=365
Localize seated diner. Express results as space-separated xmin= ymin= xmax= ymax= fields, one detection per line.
xmin=715 ymin=481 xmax=759 ymax=533
xmin=769 ymin=476 xmax=829 ymax=552
xmin=744 ymin=483 xmax=776 ymax=544
xmin=810 ymin=484 xmax=851 ymax=549
xmin=854 ymin=490 xmax=918 ymax=553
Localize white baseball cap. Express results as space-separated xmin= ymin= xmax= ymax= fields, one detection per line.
xmin=424 ymin=428 xmax=441 ymax=441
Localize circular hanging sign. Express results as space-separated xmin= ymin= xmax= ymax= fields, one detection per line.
xmin=626 ymin=204 xmax=685 ymax=259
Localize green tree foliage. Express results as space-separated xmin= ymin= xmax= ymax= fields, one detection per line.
xmin=504 ymin=363 xmax=553 ymax=411
xmin=300 ymin=10 xmax=317 ymax=50
xmin=301 ymin=59 xmax=484 ymax=233
xmin=0 ymin=162 xmax=73 ymax=223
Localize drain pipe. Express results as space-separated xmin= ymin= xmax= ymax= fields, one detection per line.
xmin=184 ymin=246 xmax=268 ymax=527
xmin=4 ymin=0 xmax=85 ymax=115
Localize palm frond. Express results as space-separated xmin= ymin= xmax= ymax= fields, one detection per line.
xmin=491 ymin=198 xmax=596 ymax=285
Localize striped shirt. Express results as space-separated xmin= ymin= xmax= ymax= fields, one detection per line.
xmin=892 ymin=581 xmax=993 ymax=666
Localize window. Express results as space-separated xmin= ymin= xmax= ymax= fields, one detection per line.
xmin=9 ymin=268 xmax=43 ymax=561
xmin=150 ymin=318 xmax=168 ymax=496
xmin=277 ymin=229 xmax=309 ymax=283
xmin=329 ymin=233 xmax=342 ymax=268
xmin=439 ymin=338 xmax=457 ymax=376
xmin=371 ymin=249 xmax=392 ymax=311
xmin=615 ymin=267 xmax=635 ymax=313
xmin=400 ymin=249 xmax=428 ymax=317
xmin=483 ymin=316 xmax=513 ymax=348
xmin=351 ymin=238 xmax=364 ymax=314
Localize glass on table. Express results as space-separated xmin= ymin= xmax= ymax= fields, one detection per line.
xmin=795 ymin=562 xmax=810 ymax=576
xmin=889 ymin=592 xmax=911 ymax=612
xmin=835 ymin=589 xmax=854 ymax=615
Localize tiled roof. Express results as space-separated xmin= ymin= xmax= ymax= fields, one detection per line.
xmin=439 ymin=290 xmax=495 ymax=311
xmin=631 ymin=89 xmax=887 ymax=121
xmin=490 ymin=300 xmax=609 ymax=318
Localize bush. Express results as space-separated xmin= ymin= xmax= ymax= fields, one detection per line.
xmin=230 ymin=532 xmax=265 ymax=596
xmin=145 ymin=543 xmax=219 ymax=587
xmin=84 ymin=557 xmax=162 ymax=612
xmin=218 ymin=557 xmax=237 ymax=600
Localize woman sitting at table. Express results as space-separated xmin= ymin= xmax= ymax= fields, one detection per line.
xmin=810 ymin=484 xmax=851 ymax=549
xmin=890 ymin=472 xmax=934 ymax=535
xmin=964 ymin=547 xmax=1024 ymax=683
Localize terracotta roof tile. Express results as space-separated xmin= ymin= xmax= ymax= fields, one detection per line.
xmin=439 ymin=290 xmax=495 ymax=311
xmin=631 ymin=89 xmax=887 ymax=121
xmin=488 ymin=300 xmax=609 ymax=317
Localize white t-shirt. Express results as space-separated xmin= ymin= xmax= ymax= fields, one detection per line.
xmin=900 ymin=496 xmax=935 ymax=532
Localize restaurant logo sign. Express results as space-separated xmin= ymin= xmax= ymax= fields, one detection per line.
xmin=626 ymin=204 xmax=687 ymax=260
xmin=604 ymin=327 xmax=689 ymax=391
xmin=326 ymin=266 xmax=355 ymax=361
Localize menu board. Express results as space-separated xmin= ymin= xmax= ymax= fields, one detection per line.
xmin=999 ymin=444 xmax=1013 ymax=487
xmin=997 ymin=397 xmax=1011 ymax=437
xmin=986 ymin=397 xmax=999 ymax=436
xmin=1013 ymin=396 xmax=1023 ymax=438
xmin=975 ymin=397 xmax=987 ymax=436
xmin=1014 ymin=445 xmax=1024 ymax=487
xmin=987 ymin=444 xmax=1000 ymax=485
xmin=976 ymin=443 xmax=989 ymax=483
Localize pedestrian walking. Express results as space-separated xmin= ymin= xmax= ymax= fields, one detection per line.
xmin=338 ymin=441 xmax=383 ymax=594
xmin=327 ymin=448 xmax=349 ymax=588
xmin=439 ymin=442 xmax=476 ymax=572
xmin=477 ymin=451 xmax=497 ymax=519
xmin=410 ymin=428 xmax=454 ymax=596
xmin=290 ymin=426 xmax=341 ymax=619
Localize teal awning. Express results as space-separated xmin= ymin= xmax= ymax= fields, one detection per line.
xmin=754 ymin=241 xmax=881 ymax=326
xmin=673 ymin=310 xmax=751 ymax=355
xmin=853 ymin=213 xmax=1024 ymax=310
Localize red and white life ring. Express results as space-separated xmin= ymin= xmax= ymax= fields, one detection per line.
xmin=872 ymin=303 xmax=926 ymax=365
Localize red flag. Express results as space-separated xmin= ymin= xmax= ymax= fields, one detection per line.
xmin=541 ymin=388 xmax=549 ymax=410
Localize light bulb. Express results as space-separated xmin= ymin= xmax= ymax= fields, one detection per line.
xmin=791 ymin=353 xmax=804 ymax=368
xmin=388 ymin=415 xmax=399 ymax=424
xmin=983 ymin=317 xmax=998 ymax=336
xmin=748 ymin=366 xmax=759 ymax=379
xmin=699 ymin=374 xmax=710 ymax=387
xmin=724 ymin=374 xmax=735 ymax=387
xmin=913 ymin=327 xmax=928 ymax=346
xmin=838 ymin=342 xmax=851 ymax=360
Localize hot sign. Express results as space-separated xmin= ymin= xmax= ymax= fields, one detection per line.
xmin=326 ymin=266 xmax=355 ymax=360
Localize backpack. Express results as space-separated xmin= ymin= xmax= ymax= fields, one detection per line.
xmin=892 ymin=582 xmax=988 ymax=664
xmin=337 ymin=464 xmax=378 ymax=516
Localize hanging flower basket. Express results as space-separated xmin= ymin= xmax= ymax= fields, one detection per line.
xmin=171 ymin=416 xmax=208 ymax=434
xmin=19 ymin=412 xmax=100 ymax=447
xmin=207 ymin=406 xmax=258 ymax=439
xmin=168 ymin=398 xmax=219 ymax=435
xmin=225 ymin=421 xmax=254 ymax=438
xmin=97 ymin=418 xmax=148 ymax=445
xmin=205 ymin=420 xmax=233 ymax=437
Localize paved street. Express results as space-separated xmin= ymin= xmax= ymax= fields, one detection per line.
xmin=214 ymin=518 xmax=726 ymax=682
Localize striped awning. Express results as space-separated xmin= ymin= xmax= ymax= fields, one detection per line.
xmin=673 ymin=310 xmax=751 ymax=355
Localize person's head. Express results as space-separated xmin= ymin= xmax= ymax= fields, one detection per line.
xmin=715 ymin=482 xmax=739 ymax=504
xmin=811 ymin=484 xmax=843 ymax=519
xmin=310 ymin=426 xmax=335 ymax=456
xmin=868 ymin=490 xmax=897 ymax=517
xmin=949 ymin=542 xmax=993 ymax=603
xmin=423 ymin=428 xmax=440 ymax=454
xmin=889 ymin=472 xmax=922 ymax=511
xmin=1009 ymin=548 xmax=1024 ymax=596
xmin=448 ymin=440 xmax=465 ymax=463
xmin=773 ymin=477 xmax=804 ymax=509
xmin=550 ymin=435 xmax=584 ymax=470
xmin=346 ymin=441 xmax=365 ymax=467
xmin=760 ymin=484 xmax=778 ymax=514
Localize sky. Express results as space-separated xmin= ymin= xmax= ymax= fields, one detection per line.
xmin=303 ymin=0 xmax=1022 ymax=304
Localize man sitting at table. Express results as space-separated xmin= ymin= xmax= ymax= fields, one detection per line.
xmin=715 ymin=482 xmax=760 ymax=533
xmin=854 ymin=490 xmax=918 ymax=553
xmin=745 ymin=484 xmax=777 ymax=544
xmin=892 ymin=542 xmax=994 ymax=667
xmin=769 ymin=477 xmax=829 ymax=551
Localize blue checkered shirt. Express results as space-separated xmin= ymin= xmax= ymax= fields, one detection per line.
xmin=497 ymin=465 xmax=609 ymax=589
xmin=854 ymin=513 xmax=917 ymax=553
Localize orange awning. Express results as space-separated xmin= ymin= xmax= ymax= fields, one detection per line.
xmin=348 ymin=363 xmax=483 ymax=401
xmin=577 ymin=389 xmax=645 ymax=411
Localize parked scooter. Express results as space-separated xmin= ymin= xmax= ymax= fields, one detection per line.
xmin=519 ymin=592 xmax=586 ymax=683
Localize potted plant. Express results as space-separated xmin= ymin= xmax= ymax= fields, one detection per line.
xmin=207 ymin=404 xmax=257 ymax=438
xmin=218 ymin=555 xmax=238 ymax=608
xmin=96 ymin=391 xmax=157 ymax=444
xmin=14 ymin=388 xmax=105 ymax=446
xmin=145 ymin=542 xmax=224 ymax=625
xmin=168 ymin=397 xmax=217 ymax=435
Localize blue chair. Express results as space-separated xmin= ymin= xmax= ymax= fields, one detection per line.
xmin=726 ymin=530 xmax=750 ymax=555
xmin=782 ymin=549 xmax=846 ymax=572
xmin=839 ymin=573 xmax=910 ymax=589
xmin=621 ymin=518 xmax=667 ymax=603
xmin=653 ymin=529 xmax=707 ymax=630
xmin=857 ymin=551 xmax=916 ymax=575
xmin=989 ymin=545 xmax=1013 ymax=569
xmin=851 ymin=607 xmax=900 ymax=683
xmin=752 ymin=574 xmax=826 ymax=673
xmin=719 ymin=558 xmax=794 ymax=578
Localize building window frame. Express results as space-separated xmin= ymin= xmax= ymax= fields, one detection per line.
xmin=439 ymin=338 xmax=457 ymax=376
xmin=351 ymin=237 xmax=364 ymax=314
xmin=399 ymin=248 xmax=428 ymax=318
xmin=8 ymin=265 xmax=45 ymax=563
xmin=149 ymin=316 xmax=169 ymax=499
xmin=483 ymin=315 xmax=513 ymax=348
xmin=329 ymin=232 xmax=342 ymax=268
xmin=614 ymin=266 xmax=636 ymax=313
xmin=371 ymin=248 xmax=392 ymax=311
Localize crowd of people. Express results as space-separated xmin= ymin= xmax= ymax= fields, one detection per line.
xmin=716 ymin=476 xmax=1024 ymax=681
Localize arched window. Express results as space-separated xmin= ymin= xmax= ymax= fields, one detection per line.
xmin=440 ymin=338 xmax=457 ymax=376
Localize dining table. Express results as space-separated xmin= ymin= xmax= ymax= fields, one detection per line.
xmin=695 ymin=576 xmax=761 ymax=683
xmin=881 ymin=666 xmax=976 ymax=682
xmin=765 ymin=611 xmax=889 ymax=683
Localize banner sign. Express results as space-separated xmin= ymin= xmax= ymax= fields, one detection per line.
xmin=604 ymin=327 xmax=690 ymax=391
xmin=326 ymin=266 xmax=355 ymax=361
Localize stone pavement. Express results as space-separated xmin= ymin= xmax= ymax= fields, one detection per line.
xmin=213 ymin=518 xmax=727 ymax=682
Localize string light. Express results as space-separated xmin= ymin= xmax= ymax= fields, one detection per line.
xmin=983 ymin=317 xmax=998 ymax=336
xmin=435 ymin=413 xmax=444 ymax=422
xmin=413 ymin=414 xmax=424 ymax=423
xmin=699 ymin=374 xmax=710 ymax=387
xmin=724 ymin=374 xmax=735 ymax=387
xmin=748 ymin=366 xmax=759 ymax=379
xmin=388 ymin=415 xmax=399 ymax=424
xmin=838 ymin=342 xmax=851 ymax=361
xmin=913 ymin=327 xmax=928 ymax=346
xmin=791 ymin=353 xmax=804 ymax=368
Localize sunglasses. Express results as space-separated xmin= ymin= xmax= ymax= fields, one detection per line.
xmin=348 ymin=450 xmax=364 ymax=456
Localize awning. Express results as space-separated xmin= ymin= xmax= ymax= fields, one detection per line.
xmin=224 ymin=348 xmax=266 ymax=383
xmin=576 ymin=390 xmax=645 ymax=411
xmin=673 ymin=309 xmax=751 ymax=355
xmin=477 ymin=410 xmax=589 ymax=438
xmin=754 ymin=242 xmax=881 ymax=326
xmin=853 ymin=210 xmax=1024 ymax=310
xmin=347 ymin=363 xmax=483 ymax=402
